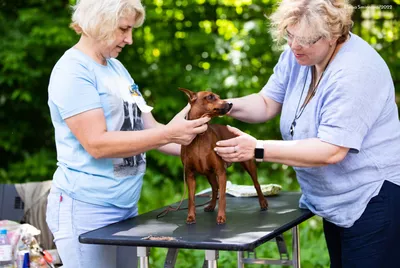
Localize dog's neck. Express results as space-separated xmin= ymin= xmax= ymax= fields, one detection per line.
xmin=187 ymin=108 xmax=212 ymax=121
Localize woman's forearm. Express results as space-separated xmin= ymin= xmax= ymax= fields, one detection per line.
xmin=88 ymin=127 xmax=171 ymax=159
xmin=261 ymin=138 xmax=349 ymax=167
xmin=157 ymin=143 xmax=181 ymax=156
xmin=145 ymin=117 xmax=181 ymax=156
xmin=227 ymin=93 xmax=282 ymax=123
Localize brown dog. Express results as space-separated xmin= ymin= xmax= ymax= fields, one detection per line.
xmin=179 ymin=88 xmax=268 ymax=225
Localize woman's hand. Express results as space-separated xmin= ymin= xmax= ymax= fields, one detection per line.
xmin=214 ymin=125 xmax=257 ymax=162
xmin=165 ymin=104 xmax=210 ymax=145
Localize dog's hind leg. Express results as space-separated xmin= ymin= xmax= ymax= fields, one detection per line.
xmin=240 ymin=161 xmax=268 ymax=210
xmin=204 ymin=173 xmax=218 ymax=212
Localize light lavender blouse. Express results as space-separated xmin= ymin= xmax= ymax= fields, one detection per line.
xmin=261 ymin=33 xmax=400 ymax=227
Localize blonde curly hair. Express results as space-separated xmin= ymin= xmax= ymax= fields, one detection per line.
xmin=269 ymin=0 xmax=354 ymax=44
xmin=70 ymin=0 xmax=145 ymax=41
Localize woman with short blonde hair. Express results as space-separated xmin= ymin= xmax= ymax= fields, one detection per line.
xmin=216 ymin=0 xmax=400 ymax=267
xmin=70 ymin=0 xmax=145 ymax=41
xmin=46 ymin=0 xmax=210 ymax=267
xmin=269 ymin=0 xmax=354 ymax=45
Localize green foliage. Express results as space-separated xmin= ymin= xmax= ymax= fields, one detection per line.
xmin=0 ymin=0 xmax=77 ymax=183
xmin=1 ymin=0 xmax=399 ymax=267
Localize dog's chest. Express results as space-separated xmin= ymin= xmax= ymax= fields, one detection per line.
xmin=183 ymin=132 xmax=221 ymax=174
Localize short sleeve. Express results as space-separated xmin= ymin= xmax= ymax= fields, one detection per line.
xmin=317 ymin=68 xmax=387 ymax=153
xmin=49 ymin=61 xmax=102 ymax=119
xmin=260 ymin=48 xmax=291 ymax=103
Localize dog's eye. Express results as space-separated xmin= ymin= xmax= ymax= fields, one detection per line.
xmin=206 ymin=95 xmax=215 ymax=101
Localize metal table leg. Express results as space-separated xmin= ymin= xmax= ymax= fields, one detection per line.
xmin=292 ymin=226 xmax=301 ymax=268
xmin=236 ymin=225 xmax=301 ymax=267
xmin=137 ymin=247 xmax=150 ymax=268
xmin=164 ymin=248 xmax=179 ymax=268
xmin=237 ymin=251 xmax=245 ymax=268
xmin=204 ymin=250 xmax=219 ymax=268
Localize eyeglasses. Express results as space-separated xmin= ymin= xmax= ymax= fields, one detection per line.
xmin=283 ymin=29 xmax=322 ymax=48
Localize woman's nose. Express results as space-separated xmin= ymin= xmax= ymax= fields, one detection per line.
xmin=125 ymin=31 xmax=133 ymax=45
xmin=290 ymin=38 xmax=302 ymax=49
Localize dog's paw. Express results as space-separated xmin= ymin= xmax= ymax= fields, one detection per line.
xmin=260 ymin=199 xmax=269 ymax=210
xmin=186 ymin=215 xmax=196 ymax=224
xmin=204 ymin=205 xmax=215 ymax=212
xmin=216 ymin=215 xmax=226 ymax=225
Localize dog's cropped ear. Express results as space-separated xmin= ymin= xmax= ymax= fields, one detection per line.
xmin=178 ymin=87 xmax=197 ymax=103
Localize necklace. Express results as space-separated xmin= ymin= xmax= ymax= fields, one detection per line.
xmin=289 ymin=44 xmax=337 ymax=137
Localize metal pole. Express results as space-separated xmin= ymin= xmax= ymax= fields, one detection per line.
xmin=292 ymin=226 xmax=301 ymax=268
xmin=137 ymin=247 xmax=150 ymax=268
xmin=237 ymin=251 xmax=245 ymax=268
xmin=205 ymin=250 xmax=219 ymax=268
xmin=164 ymin=248 xmax=179 ymax=268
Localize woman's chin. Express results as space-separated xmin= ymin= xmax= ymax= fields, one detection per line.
xmin=295 ymin=58 xmax=311 ymax=66
xmin=110 ymin=52 xmax=120 ymax=59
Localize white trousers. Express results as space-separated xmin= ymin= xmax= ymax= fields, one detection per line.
xmin=46 ymin=187 xmax=138 ymax=268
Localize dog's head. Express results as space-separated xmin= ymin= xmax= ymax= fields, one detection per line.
xmin=179 ymin=88 xmax=233 ymax=120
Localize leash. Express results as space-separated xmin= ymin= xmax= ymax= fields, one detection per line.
xmin=156 ymin=172 xmax=188 ymax=218
xmin=156 ymin=163 xmax=214 ymax=219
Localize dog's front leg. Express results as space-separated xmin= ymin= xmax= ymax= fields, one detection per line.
xmin=216 ymin=169 xmax=227 ymax=224
xmin=204 ymin=173 xmax=218 ymax=212
xmin=186 ymin=170 xmax=196 ymax=224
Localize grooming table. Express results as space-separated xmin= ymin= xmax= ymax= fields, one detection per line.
xmin=79 ymin=192 xmax=313 ymax=267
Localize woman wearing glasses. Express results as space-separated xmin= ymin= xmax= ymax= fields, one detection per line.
xmin=215 ymin=0 xmax=400 ymax=267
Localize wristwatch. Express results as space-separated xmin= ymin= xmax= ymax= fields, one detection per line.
xmin=254 ymin=140 xmax=264 ymax=162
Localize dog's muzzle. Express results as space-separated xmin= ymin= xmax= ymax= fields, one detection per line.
xmin=227 ymin=102 xmax=233 ymax=112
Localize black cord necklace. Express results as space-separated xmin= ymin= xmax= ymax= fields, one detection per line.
xmin=289 ymin=44 xmax=337 ymax=137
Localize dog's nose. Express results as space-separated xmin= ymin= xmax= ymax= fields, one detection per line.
xmin=228 ymin=102 xmax=233 ymax=111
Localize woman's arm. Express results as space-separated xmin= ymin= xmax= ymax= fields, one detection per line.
xmin=65 ymin=106 xmax=209 ymax=159
xmin=226 ymin=93 xmax=282 ymax=123
xmin=259 ymin=138 xmax=349 ymax=167
xmin=214 ymin=126 xmax=349 ymax=167
xmin=142 ymin=111 xmax=181 ymax=156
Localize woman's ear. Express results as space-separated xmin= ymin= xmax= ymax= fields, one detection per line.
xmin=329 ymin=37 xmax=339 ymax=46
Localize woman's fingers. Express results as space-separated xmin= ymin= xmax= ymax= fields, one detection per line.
xmin=192 ymin=116 xmax=210 ymax=127
xmin=214 ymin=127 xmax=258 ymax=162
xmin=214 ymin=137 xmax=241 ymax=162
xmin=217 ymin=151 xmax=242 ymax=163
xmin=216 ymin=137 xmax=237 ymax=147
xmin=188 ymin=116 xmax=210 ymax=134
xmin=226 ymin=125 xmax=243 ymax=136
xmin=167 ymin=104 xmax=211 ymax=144
xmin=175 ymin=104 xmax=191 ymax=119
xmin=215 ymin=139 xmax=239 ymax=154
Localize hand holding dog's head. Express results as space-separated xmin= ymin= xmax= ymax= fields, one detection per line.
xmin=178 ymin=87 xmax=233 ymax=120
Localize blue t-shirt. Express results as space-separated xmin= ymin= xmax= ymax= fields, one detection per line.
xmin=48 ymin=48 xmax=146 ymax=208
xmin=261 ymin=33 xmax=400 ymax=227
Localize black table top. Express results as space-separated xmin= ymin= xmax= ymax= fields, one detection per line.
xmin=79 ymin=192 xmax=313 ymax=251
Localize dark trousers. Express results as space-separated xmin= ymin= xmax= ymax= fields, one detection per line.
xmin=323 ymin=181 xmax=400 ymax=268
